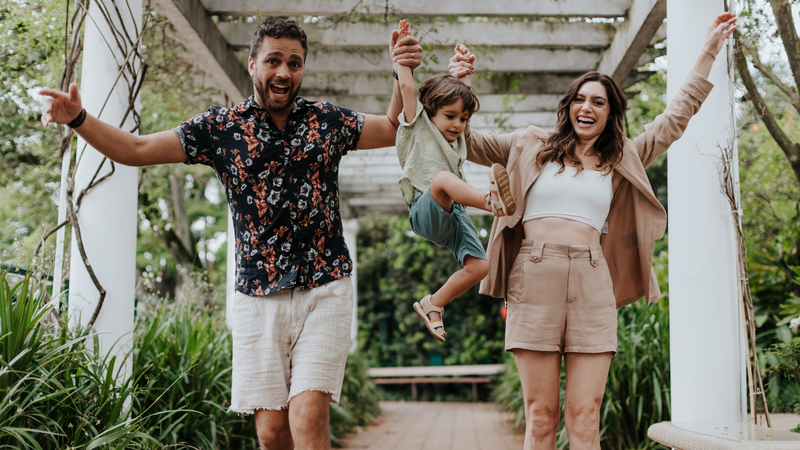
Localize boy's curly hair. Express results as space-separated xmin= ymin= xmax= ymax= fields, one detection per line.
xmin=418 ymin=74 xmax=480 ymax=118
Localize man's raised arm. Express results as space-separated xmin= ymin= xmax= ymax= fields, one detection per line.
xmin=40 ymin=83 xmax=187 ymax=167
xmin=356 ymin=29 xmax=422 ymax=149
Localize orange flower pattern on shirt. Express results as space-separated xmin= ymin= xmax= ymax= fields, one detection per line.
xmin=173 ymin=96 xmax=364 ymax=296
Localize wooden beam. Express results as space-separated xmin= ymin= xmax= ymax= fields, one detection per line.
xmin=300 ymin=72 xmax=582 ymax=96
xmin=308 ymin=94 xmax=562 ymax=114
xmin=295 ymin=48 xmax=601 ymax=74
xmin=217 ymin=20 xmax=616 ymax=49
xmin=203 ymin=0 xmax=633 ymax=18
xmin=151 ymin=0 xmax=252 ymax=101
xmin=596 ymin=0 xmax=666 ymax=84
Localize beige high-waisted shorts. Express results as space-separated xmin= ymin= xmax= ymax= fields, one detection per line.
xmin=505 ymin=240 xmax=617 ymax=354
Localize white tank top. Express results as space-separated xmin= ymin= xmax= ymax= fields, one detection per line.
xmin=522 ymin=161 xmax=613 ymax=233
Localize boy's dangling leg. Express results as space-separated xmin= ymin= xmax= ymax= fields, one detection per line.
xmin=415 ymin=256 xmax=489 ymax=341
xmin=429 ymin=171 xmax=492 ymax=214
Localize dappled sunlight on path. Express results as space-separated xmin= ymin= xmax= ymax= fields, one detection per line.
xmin=340 ymin=401 xmax=524 ymax=450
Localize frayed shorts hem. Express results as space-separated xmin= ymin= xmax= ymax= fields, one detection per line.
xmin=289 ymin=388 xmax=339 ymax=405
xmin=229 ymin=388 xmax=341 ymax=415
xmin=228 ymin=405 xmax=286 ymax=415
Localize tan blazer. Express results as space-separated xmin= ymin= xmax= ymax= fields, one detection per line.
xmin=467 ymin=71 xmax=714 ymax=308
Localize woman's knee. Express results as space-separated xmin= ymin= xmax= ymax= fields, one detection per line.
xmin=565 ymin=404 xmax=600 ymax=441
xmin=526 ymin=404 xmax=559 ymax=440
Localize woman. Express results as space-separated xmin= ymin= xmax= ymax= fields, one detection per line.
xmin=447 ymin=13 xmax=736 ymax=450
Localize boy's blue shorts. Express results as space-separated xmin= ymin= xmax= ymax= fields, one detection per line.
xmin=408 ymin=187 xmax=488 ymax=266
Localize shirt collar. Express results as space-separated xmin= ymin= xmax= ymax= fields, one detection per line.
xmin=241 ymin=96 xmax=310 ymax=114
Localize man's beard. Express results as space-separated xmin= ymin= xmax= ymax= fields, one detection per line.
xmin=254 ymin=77 xmax=301 ymax=112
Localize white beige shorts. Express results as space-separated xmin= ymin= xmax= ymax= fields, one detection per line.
xmin=229 ymin=276 xmax=354 ymax=414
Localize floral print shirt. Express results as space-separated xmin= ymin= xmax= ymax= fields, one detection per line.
xmin=173 ymin=96 xmax=364 ymax=296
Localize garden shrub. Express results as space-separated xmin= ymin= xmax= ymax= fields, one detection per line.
xmin=0 ymin=273 xmax=379 ymax=449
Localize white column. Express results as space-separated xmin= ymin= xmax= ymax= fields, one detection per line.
xmin=68 ymin=0 xmax=141 ymax=380
xmin=342 ymin=219 xmax=359 ymax=353
xmin=52 ymin=154 xmax=71 ymax=301
xmin=226 ymin=211 xmax=235 ymax=329
xmin=667 ymin=0 xmax=745 ymax=423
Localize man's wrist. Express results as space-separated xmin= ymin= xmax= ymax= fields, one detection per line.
xmin=67 ymin=108 xmax=87 ymax=128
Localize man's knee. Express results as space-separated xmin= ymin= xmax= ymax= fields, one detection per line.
xmin=526 ymin=404 xmax=559 ymax=440
xmin=565 ymin=405 xmax=600 ymax=442
xmin=255 ymin=410 xmax=292 ymax=449
xmin=289 ymin=391 xmax=331 ymax=429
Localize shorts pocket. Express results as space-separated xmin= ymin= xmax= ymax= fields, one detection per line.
xmin=232 ymin=292 xmax=264 ymax=346
xmin=320 ymin=277 xmax=354 ymax=302
xmin=512 ymin=256 xmax=568 ymax=306
xmin=506 ymin=260 xmax=525 ymax=304
xmin=577 ymin=259 xmax=616 ymax=309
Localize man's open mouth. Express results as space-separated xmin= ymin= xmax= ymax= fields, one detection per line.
xmin=270 ymin=84 xmax=290 ymax=96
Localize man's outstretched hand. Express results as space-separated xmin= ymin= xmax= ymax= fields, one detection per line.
xmin=40 ymin=83 xmax=83 ymax=127
xmin=390 ymin=23 xmax=422 ymax=72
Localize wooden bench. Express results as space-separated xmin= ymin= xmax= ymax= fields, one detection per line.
xmin=366 ymin=364 xmax=505 ymax=402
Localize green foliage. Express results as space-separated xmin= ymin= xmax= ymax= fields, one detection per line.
xmin=737 ymin=95 xmax=800 ymax=350
xmin=134 ymin=12 xmax=230 ymax=297
xmin=0 ymin=274 xmax=164 ymax=449
xmin=0 ymin=272 xmax=379 ymax=448
xmin=356 ymin=214 xmax=504 ymax=400
xmin=492 ymin=299 xmax=671 ymax=450
xmin=0 ymin=0 xmax=67 ymax=263
xmin=356 ymin=215 xmax=504 ymax=367
xmin=132 ymin=299 xmax=380 ymax=448
xmin=132 ymin=302 xmax=249 ymax=448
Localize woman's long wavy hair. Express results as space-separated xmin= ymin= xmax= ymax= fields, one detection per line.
xmin=535 ymin=71 xmax=627 ymax=175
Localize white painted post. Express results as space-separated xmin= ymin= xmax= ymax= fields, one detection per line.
xmin=52 ymin=154 xmax=71 ymax=301
xmin=68 ymin=0 xmax=141 ymax=381
xmin=342 ymin=219 xmax=359 ymax=353
xmin=667 ymin=0 xmax=745 ymax=423
xmin=226 ymin=212 xmax=235 ymax=330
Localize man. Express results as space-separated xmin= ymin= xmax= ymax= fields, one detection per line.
xmin=41 ymin=18 xmax=421 ymax=450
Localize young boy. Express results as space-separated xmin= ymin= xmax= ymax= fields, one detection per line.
xmin=394 ymin=20 xmax=515 ymax=342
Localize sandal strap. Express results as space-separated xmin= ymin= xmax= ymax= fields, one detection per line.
xmin=420 ymin=295 xmax=444 ymax=315
xmin=429 ymin=319 xmax=444 ymax=330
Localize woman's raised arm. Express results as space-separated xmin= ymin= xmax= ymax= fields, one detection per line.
xmin=633 ymin=12 xmax=736 ymax=167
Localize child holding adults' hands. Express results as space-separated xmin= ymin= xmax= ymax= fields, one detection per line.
xmin=392 ymin=20 xmax=516 ymax=342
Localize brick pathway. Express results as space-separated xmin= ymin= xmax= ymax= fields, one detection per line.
xmin=340 ymin=401 xmax=525 ymax=450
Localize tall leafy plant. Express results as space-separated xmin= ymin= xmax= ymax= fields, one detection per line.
xmin=0 ymin=274 xmax=165 ymax=449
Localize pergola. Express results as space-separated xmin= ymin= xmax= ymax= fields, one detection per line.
xmin=151 ymin=0 xmax=667 ymax=214
xmin=62 ymin=0 xmax=771 ymax=444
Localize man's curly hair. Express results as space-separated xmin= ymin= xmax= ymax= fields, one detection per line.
xmin=250 ymin=18 xmax=308 ymax=60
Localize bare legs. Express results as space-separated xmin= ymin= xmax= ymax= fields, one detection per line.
xmin=425 ymin=171 xmax=491 ymax=320
xmin=513 ymin=350 xmax=612 ymax=450
xmin=563 ymin=353 xmax=612 ymax=449
xmin=514 ymin=350 xmax=562 ymax=450
xmin=255 ymin=391 xmax=332 ymax=450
